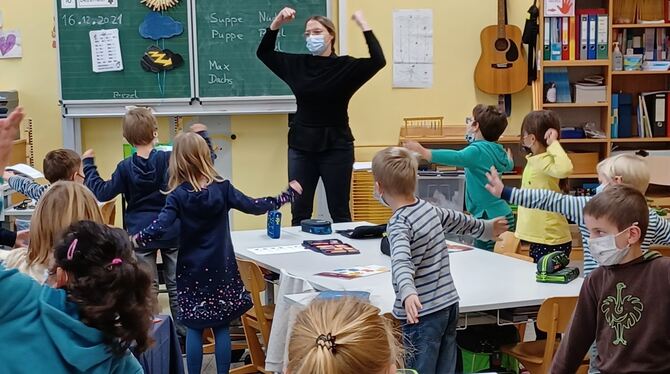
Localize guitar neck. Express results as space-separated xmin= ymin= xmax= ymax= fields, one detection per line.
xmin=497 ymin=0 xmax=506 ymax=38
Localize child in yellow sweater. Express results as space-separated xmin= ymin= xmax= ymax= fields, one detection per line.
xmin=517 ymin=110 xmax=573 ymax=262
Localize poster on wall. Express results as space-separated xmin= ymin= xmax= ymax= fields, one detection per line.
xmin=0 ymin=30 xmax=22 ymax=59
xmin=392 ymin=9 xmax=433 ymax=88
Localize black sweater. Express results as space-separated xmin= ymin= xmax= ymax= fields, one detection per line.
xmin=257 ymin=28 xmax=385 ymax=152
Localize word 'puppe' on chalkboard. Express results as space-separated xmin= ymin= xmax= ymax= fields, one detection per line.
xmin=141 ymin=45 xmax=183 ymax=73
xmin=139 ymin=12 xmax=183 ymax=40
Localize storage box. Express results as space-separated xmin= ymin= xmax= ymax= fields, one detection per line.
xmin=0 ymin=91 xmax=19 ymax=119
xmin=574 ymin=84 xmax=606 ymax=104
xmin=416 ymin=174 xmax=465 ymax=212
xmin=567 ymin=152 xmax=599 ymax=174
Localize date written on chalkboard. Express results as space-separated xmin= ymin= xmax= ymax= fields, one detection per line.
xmin=61 ymin=14 xmax=123 ymax=27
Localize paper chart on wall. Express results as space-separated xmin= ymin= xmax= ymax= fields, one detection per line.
xmin=77 ymin=0 xmax=118 ymax=8
xmin=89 ymin=28 xmax=123 ymax=73
xmin=392 ymin=9 xmax=433 ymax=88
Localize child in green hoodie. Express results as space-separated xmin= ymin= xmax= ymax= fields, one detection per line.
xmin=0 ymin=220 xmax=153 ymax=374
xmin=405 ymin=104 xmax=515 ymax=250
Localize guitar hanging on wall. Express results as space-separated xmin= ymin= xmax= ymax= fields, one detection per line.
xmin=474 ymin=0 xmax=528 ymax=95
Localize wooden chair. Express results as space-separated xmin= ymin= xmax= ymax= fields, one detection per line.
xmin=494 ymin=231 xmax=521 ymax=254
xmin=100 ymin=200 xmax=116 ymax=226
xmin=501 ymin=296 xmax=578 ymax=374
xmin=230 ymin=259 xmax=275 ymax=374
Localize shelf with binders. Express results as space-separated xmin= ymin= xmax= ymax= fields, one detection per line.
xmin=612 ymin=23 xmax=670 ymax=29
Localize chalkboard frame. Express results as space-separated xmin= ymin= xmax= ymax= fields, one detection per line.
xmin=54 ymin=0 xmax=196 ymax=108
xmin=192 ymin=0 xmax=332 ymax=108
xmin=55 ymin=0 xmax=332 ymax=116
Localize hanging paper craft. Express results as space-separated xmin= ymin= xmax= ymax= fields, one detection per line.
xmin=141 ymin=45 xmax=183 ymax=73
xmin=0 ymin=30 xmax=22 ymax=59
xmin=139 ymin=12 xmax=183 ymax=40
xmin=141 ymin=0 xmax=179 ymax=11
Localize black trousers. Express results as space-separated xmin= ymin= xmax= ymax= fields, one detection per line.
xmin=288 ymin=146 xmax=354 ymax=226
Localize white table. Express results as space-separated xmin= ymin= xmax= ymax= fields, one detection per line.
xmin=232 ymin=222 xmax=583 ymax=316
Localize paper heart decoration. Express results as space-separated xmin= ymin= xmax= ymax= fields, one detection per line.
xmin=0 ymin=33 xmax=17 ymax=56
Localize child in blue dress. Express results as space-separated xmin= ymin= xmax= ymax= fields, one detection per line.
xmin=133 ymin=132 xmax=301 ymax=374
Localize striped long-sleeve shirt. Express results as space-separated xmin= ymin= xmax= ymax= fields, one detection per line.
xmin=388 ymin=199 xmax=494 ymax=320
xmin=7 ymin=176 xmax=48 ymax=202
xmin=503 ymin=187 xmax=670 ymax=276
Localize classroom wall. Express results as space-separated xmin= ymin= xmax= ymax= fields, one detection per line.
xmin=0 ymin=0 xmax=532 ymax=230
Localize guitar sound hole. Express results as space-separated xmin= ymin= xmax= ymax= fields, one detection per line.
xmin=495 ymin=38 xmax=509 ymax=52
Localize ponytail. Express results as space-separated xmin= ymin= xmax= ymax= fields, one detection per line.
xmin=53 ymin=221 xmax=154 ymax=355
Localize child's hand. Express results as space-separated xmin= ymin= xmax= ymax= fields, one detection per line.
xmin=3 ymin=171 xmax=14 ymax=180
xmin=492 ymin=217 xmax=509 ymax=239
xmin=506 ymin=148 xmax=513 ymax=161
xmin=0 ymin=107 xmax=22 ymax=172
xmin=289 ymin=180 xmax=303 ymax=195
xmin=485 ymin=166 xmax=504 ymax=198
xmin=403 ymin=141 xmax=431 ymax=161
xmin=404 ymin=294 xmax=422 ymax=324
xmin=545 ymin=128 xmax=559 ymax=145
xmin=190 ymin=123 xmax=208 ymax=133
xmin=14 ymin=230 xmax=29 ymax=248
xmin=82 ymin=149 xmax=95 ymax=159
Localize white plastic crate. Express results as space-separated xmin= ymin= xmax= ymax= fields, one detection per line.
xmin=416 ymin=174 xmax=465 ymax=212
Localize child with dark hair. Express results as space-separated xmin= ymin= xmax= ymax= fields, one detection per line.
xmin=0 ymin=220 xmax=154 ymax=373
xmin=405 ymin=104 xmax=515 ymax=251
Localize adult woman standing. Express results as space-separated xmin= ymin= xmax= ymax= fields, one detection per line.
xmin=258 ymin=8 xmax=385 ymax=225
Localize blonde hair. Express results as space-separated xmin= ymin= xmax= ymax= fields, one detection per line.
xmin=123 ymin=107 xmax=157 ymax=146
xmin=372 ymin=147 xmax=418 ymax=197
xmin=288 ymin=299 xmax=403 ymax=374
xmin=597 ymin=154 xmax=650 ymax=193
xmin=28 ymin=181 xmax=105 ymax=266
xmin=167 ymin=132 xmax=222 ymax=193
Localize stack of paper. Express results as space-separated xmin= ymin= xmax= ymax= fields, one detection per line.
xmin=6 ymin=164 xmax=44 ymax=179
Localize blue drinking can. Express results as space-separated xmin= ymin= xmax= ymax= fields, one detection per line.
xmin=267 ymin=210 xmax=281 ymax=239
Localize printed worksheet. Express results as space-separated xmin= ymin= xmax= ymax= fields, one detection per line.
xmin=393 ymin=9 xmax=433 ymax=88
xmin=89 ymin=28 xmax=123 ymax=73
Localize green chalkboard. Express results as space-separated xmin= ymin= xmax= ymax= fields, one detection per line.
xmin=56 ymin=1 xmax=191 ymax=101
xmin=194 ymin=0 xmax=328 ymax=98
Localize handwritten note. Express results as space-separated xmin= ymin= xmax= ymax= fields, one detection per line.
xmin=89 ymin=29 xmax=123 ymax=73
xmin=393 ymin=9 xmax=433 ymax=88
xmin=77 ymin=0 xmax=118 ymax=8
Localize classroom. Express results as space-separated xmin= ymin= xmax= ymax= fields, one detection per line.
xmin=1 ymin=0 xmax=670 ymax=373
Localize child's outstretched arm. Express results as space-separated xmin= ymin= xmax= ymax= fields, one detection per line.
xmin=435 ymin=207 xmax=508 ymax=241
xmin=485 ymin=166 xmax=587 ymax=224
xmin=650 ymin=211 xmax=670 ymax=245
xmin=4 ymin=173 xmax=48 ymax=201
xmin=405 ymin=140 xmax=478 ymax=168
xmin=82 ymin=149 xmax=126 ymax=202
xmin=228 ymin=181 xmax=302 ymax=215
xmin=132 ymin=193 xmax=179 ymax=247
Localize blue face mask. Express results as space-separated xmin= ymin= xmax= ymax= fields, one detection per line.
xmin=465 ymin=132 xmax=476 ymax=144
xmin=595 ymin=183 xmax=606 ymax=194
xmin=306 ymin=35 xmax=328 ymax=56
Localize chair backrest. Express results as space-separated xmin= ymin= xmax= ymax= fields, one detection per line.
xmin=99 ymin=200 xmax=116 ymax=226
xmin=236 ymin=258 xmax=271 ymax=344
xmin=536 ymin=296 xmax=579 ymax=365
xmin=494 ymin=231 xmax=521 ymax=254
xmin=350 ymin=170 xmax=392 ymax=224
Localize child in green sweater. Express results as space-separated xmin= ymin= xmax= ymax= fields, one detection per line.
xmin=405 ymin=104 xmax=514 ymax=250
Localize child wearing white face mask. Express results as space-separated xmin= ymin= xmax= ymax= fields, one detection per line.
xmin=551 ymin=184 xmax=670 ymax=374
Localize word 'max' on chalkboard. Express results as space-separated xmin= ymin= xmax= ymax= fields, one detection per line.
xmin=57 ymin=0 xmax=191 ymax=101
xmin=194 ymin=0 xmax=327 ymax=99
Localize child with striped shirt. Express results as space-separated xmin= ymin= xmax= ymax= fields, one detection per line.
xmin=372 ymin=147 xmax=507 ymax=374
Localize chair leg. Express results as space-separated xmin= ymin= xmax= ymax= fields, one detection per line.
xmin=244 ymin=317 xmax=267 ymax=372
xmin=517 ymin=323 xmax=527 ymax=342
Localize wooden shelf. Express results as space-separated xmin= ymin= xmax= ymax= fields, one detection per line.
xmin=542 ymin=102 xmax=609 ymax=108
xmin=611 ymin=137 xmax=670 ymax=143
xmin=612 ymin=70 xmax=670 ymax=75
xmin=561 ymin=138 xmax=609 ymax=143
xmin=501 ymin=174 xmax=523 ymax=180
xmin=612 ymin=23 xmax=670 ymax=29
xmin=402 ymin=135 xmax=610 ymax=145
xmin=542 ymin=60 xmax=609 ymax=67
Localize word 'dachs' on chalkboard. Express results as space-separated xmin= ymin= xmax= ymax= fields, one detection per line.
xmin=195 ymin=0 xmax=327 ymax=98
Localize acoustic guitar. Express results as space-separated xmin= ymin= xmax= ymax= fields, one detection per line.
xmin=475 ymin=0 xmax=528 ymax=95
